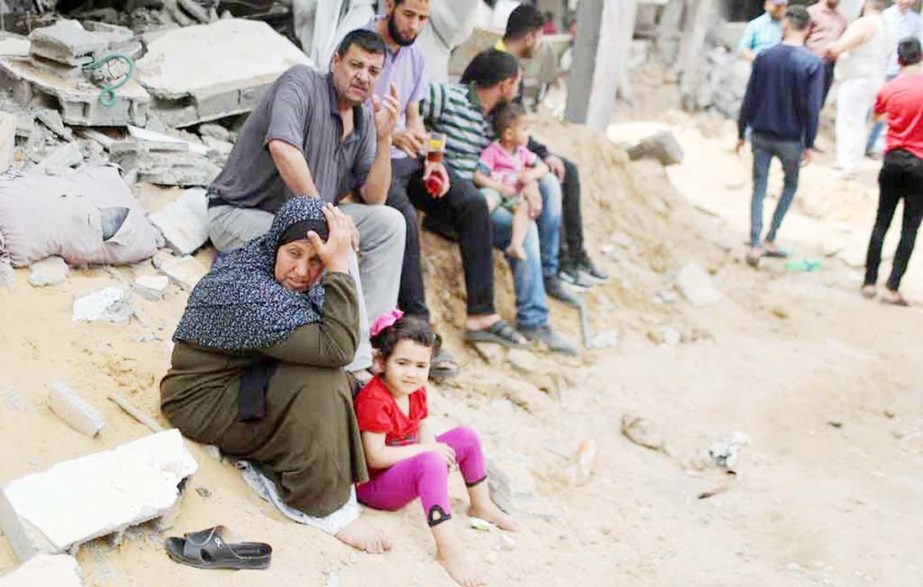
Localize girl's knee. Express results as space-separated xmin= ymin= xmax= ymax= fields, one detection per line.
xmin=446 ymin=426 xmax=481 ymax=450
xmin=415 ymin=450 xmax=449 ymax=477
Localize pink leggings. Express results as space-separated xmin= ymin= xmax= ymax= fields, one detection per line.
xmin=357 ymin=426 xmax=487 ymax=527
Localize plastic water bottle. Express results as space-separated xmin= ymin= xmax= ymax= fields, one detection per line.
xmin=784 ymin=258 xmax=822 ymax=272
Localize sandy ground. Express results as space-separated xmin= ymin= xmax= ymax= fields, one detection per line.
xmin=1 ymin=107 xmax=922 ymax=586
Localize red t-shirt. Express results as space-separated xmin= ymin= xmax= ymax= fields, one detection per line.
xmin=354 ymin=376 xmax=428 ymax=446
xmin=874 ymin=73 xmax=923 ymax=159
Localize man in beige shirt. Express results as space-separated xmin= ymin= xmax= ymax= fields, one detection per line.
xmin=806 ymin=0 xmax=847 ymax=104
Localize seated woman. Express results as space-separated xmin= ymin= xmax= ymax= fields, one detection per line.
xmin=160 ymin=197 xmax=389 ymax=553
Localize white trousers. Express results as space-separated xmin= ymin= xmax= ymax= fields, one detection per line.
xmin=836 ymin=77 xmax=879 ymax=175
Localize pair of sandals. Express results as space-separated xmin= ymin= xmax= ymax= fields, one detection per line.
xmin=464 ymin=319 xmax=526 ymax=348
xmin=862 ymin=284 xmax=910 ymax=306
xmin=165 ymin=526 xmax=272 ymax=570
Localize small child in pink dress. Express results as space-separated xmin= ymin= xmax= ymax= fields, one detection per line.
xmin=473 ymin=102 xmax=550 ymax=260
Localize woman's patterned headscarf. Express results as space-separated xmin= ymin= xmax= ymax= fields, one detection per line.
xmin=173 ymin=198 xmax=328 ymax=351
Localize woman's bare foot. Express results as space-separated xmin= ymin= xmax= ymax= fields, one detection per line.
xmin=505 ymin=243 xmax=527 ymax=260
xmin=335 ymin=518 xmax=392 ymax=554
xmin=468 ymin=503 xmax=520 ymax=532
xmin=434 ymin=533 xmax=486 ymax=587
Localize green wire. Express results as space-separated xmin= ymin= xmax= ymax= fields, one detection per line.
xmin=82 ymin=53 xmax=136 ymax=108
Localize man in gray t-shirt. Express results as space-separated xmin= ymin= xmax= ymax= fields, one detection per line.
xmin=207 ymin=29 xmax=405 ymax=380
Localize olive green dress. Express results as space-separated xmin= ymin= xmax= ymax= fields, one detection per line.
xmin=161 ymin=272 xmax=368 ymax=517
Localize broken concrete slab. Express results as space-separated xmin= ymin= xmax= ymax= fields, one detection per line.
xmin=149 ymin=188 xmax=209 ymax=255
xmin=29 ymin=20 xmax=106 ymax=66
xmin=133 ymin=275 xmax=169 ymax=301
xmin=0 ymin=57 xmax=150 ymax=127
xmin=82 ymin=22 xmax=142 ymax=59
xmin=34 ymin=108 xmax=73 ymax=141
xmin=675 ymin=262 xmax=723 ymax=307
xmin=486 ymin=454 xmax=537 ymax=514
xmin=28 ymin=256 xmax=69 ymax=287
xmin=127 ymin=126 xmax=209 ymax=155
xmin=72 ymin=287 xmax=134 ymax=324
xmin=0 ymin=554 xmax=82 ymax=587
xmin=0 ymin=111 xmax=16 ymax=173
xmin=627 ymin=130 xmax=684 ymax=166
xmin=159 ymin=255 xmax=207 ymax=290
xmin=198 ymin=123 xmax=230 ymax=142
xmin=133 ymin=151 xmax=212 ymax=186
xmin=137 ymin=19 xmax=312 ymax=127
xmin=29 ymin=142 xmax=83 ymax=175
xmin=48 ymin=382 xmax=105 ymax=438
xmin=0 ymin=34 xmax=31 ymax=59
xmin=0 ymin=429 xmax=197 ymax=561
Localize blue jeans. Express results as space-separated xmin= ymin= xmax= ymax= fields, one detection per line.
xmin=536 ymin=172 xmax=563 ymax=278
xmin=750 ymin=132 xmax=802 ymax=247
xmin=866 ymin=74 xmax=897 ymax=154
xmin=490 ymin=204 xmax=550 ymax=329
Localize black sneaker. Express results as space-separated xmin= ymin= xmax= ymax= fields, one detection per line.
xmin=544 ymin=276 xmax=581 ymax=307
xmin=517 ymin=324 xmax=580 ymax=355
xmin=558 ymin=262 xmax=594 ymax=290
xmin=576 ymin=254 xmax=609 ymax=283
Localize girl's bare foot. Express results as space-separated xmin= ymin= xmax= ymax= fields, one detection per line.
xmin=437 ymin=543 xmax=486 ymax=586
xmin=505 ymin=243 xmax=527 ymax=260
xmin=335 ymin=518 xmax=392 ymax=554
xmin=468 ymin=503 xmax=520 ymax=532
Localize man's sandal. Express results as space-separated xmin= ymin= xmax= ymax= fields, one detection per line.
xmin=464 ymin=319 xmax=526 ymax=348
xmin=164 ymin=526 xmax=271 ymax=570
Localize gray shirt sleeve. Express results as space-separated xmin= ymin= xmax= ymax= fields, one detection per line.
xmin=264 ymin=67 xmax=313 ymax=153
xmin=349 ymin=108 xmax=377 ymax=195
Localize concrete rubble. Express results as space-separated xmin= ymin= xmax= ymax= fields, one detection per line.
xmin=0 ymin=429 xmax=197 ymax=561
xmin=27 ymin=256 xmax=69 ymax=287
xmin=486 ymin=454 xmax=538 ymax=514
xmin=0 ymin=112 xmax=17 ymax=172
xmin=48 ymin=382 xmax=106 ymax=438
xmin=675 ymin=262 xmax=723 ymax=307
xmin=149 ymin=188 xmax=209 ymax=255
xmin=626 ymin=130 xmax=684 ymax=166
xmin=133 ymin=275 xmax=170 ymax=301
xmin=0 ymin=554 xmax=82 ymax=587
xmin=72 ymin=286 xmax=134 ymax=324
xmin=29 ymin=20 xmax=107 ymax=66
xmin=137 ymin=19 xmax=312 ymax=128
xmin=158 ymin=255 xmax=208 ymax=290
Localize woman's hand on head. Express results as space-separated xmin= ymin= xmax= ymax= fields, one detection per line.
xmin=307 ymin=204 xmax=352 ymax=274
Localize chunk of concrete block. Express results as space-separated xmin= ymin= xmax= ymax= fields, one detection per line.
xmin=28 ymin=256 xmax=69 ymax=287
xmin=0 ymin=429 xmax=197 ymax=561
xmin=29 ymin=20 xmax=106 ymax=66
xmin=0 ymin=554 xmax=82 ymax=587
xmin=149 ymin=188 xmax=209 ymax=255
xmin=159 ymin=255 xmax=207 ymax=290
xmin=198 ymin=123 xmax=230 ymax=142
xmin=134 ymin=152 xmax=212 ymax=187
xmin=34 ymin=108 xmax=72 ymax=140
xmin=0 ymin=57 xmax=150 ymax=127
xmin=133 ymin=275 xmax=169 ymax=301
xmin=48 ymin=382 xmax=105 ymax=438
xmin=29 ymin=142 xmax=83 ymax=175
xmin=486 ymin=454 xmax=537 ymax=514
xmin=72 ymin=287 xmax=134 ymax=324
xmin=627 ymin=131 xmax=684 ymax=166
xmin=675 ymin=262 xmax=723 ymax=306
xmin=0 ymin=112 xmax=16 ymax=173
xmin=137 ymin=19 xmax=312 ymax=127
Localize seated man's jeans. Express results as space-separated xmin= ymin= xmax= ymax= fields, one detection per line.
xmin=536 ymin=172 xmax=563 ymax=279
xmin=486 ymin=189 xmax=550 ymax=329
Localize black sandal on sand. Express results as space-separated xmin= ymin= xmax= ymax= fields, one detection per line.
xmin=465 ymin=320 xmax=526 ymax=348
xmin=165 ymin=526 xmax=271 ymax=570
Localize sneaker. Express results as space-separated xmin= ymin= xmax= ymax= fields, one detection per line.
xmin=575 ymin=253 xmax=609 ymax=283
xmin=544 ymin=276 xmax=581 ymax=307
xmin=558 ymin=262 xmax=594 ymax=290
xmin=517 ymin=324 xmax=580 ymax=355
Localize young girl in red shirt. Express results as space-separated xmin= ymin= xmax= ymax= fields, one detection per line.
xmin=355 ymin=310 xmax=517 ymax=587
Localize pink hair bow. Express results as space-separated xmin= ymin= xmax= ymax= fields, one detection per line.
xmin=370 ymin=309 xmax=404 ymax=337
